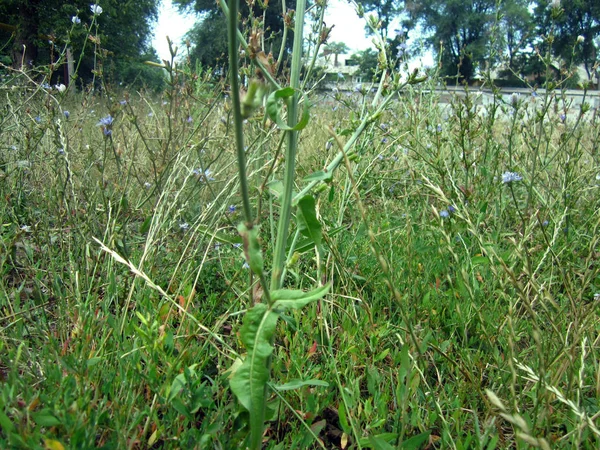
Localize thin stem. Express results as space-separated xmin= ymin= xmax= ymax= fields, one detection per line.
xmin=270 ymin=0 xmax=307 ymax=291
xmin=227 ymin=0 xmax=253 ymax=225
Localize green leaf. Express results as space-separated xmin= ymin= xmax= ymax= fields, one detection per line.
xmin=273 ymin=379 xmax=329 ymax=391
xmin=266 ymin=87 xmax=310 ymax=131
xmin=139 ymin=216 xmax=152 ymax=234
xmin=359 ymin=434 xmax=398 ymax=447
xmin=267 ymin=180 xmax=284 ymax=200
xmin=271 ymin=284 xmax=330 ymax=310
xmin=0 ymin=409 xmax=14 ymax=433
xmin=167 ymin=364 xmax=199 ymax=403
xmin=86 ymin=357 xmax=102 ymax=367
xmin=338 ymin=405 xmax=351 ymax=434
xmin=368 ymin=435 xmax=395 ymax=450
xmin=229 ymin=304 xmax=279 ymax=449
xmin=296 ymin=195 xmax=323 ymax=257
xmin=33 ymin=410 xmax=61 ymax=427
xmin=302 ymin=170 xmax=333 ymax=182
xmin=401 ymin=431 xmax=431 ymax=449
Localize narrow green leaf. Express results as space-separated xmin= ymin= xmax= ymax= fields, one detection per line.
xmin=229 ymin=304 xmax=279 ymax=448
xmin=271 ymin=284 xmax=330 ymax=310
xmin=86 ymin=357 xmax=102 ymax=367
xmin=401 ymin=431 xmax=431 ymax=449
xmin=359 ymin=433 xmax=398 ymax=447
xmin=302 ymin=170 xmax=333 ymax=182
xmin=139 ymin=216 xmax=151 ymax=234
xmin=368 ymin=435 xmax=395 ymax=450
xmin=296 ymin=195 xmax=323 ymax=257
xmin=338 ymin=405 xmax=351 ymax=434
xmin=273 ymin=379 xmax=329 ymax=391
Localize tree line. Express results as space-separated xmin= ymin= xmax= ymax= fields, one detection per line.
xmin=1 ymin=0 xmax=598 ymax=88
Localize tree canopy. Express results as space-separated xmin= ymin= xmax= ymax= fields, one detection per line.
xmin=174 ymin=0 xmax=295 ymax=70
xmin=0 ymin=0 xmax=163 ymax=89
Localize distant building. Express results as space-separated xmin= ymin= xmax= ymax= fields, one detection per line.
xmin=316 ymin=53 xmax=360 ymax=84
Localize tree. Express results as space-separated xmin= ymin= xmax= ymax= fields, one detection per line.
xmin=0 ymin=0 xmax=162 ymax=88
xmin=533 ymin=0 xmax=600 ymax=80
xmin=405 ymin=0 xmax=497 ymax=82
xmin=322 ymin=41 xmax=350 ymax=67
xmin=499 ymin=0 xmax=533 ymax=73
xmin=352 ymin=48 xmax=380 ymax=81
xmin=175 ymin=0 xmax=294 ymax=70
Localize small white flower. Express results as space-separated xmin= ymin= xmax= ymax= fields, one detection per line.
xmin=72 ymin=16 xmax=81 ymax=25
xmin=55 ymin=83 xmax=66 ymax=93
xmin=511 ymin=92 xmax=519 ymax=106
xmin=90 ymin=4 xmax=103 ymax=15
xmin=20 ymin=225 xmax=32 ymax=233
xmin=144 ymin=182 xmax=152 ymax=189
xmin=577 ymin=35 xmax=585 ymax=44
xmin=551 ymin=0 xmax=560 ymax=8
xmin=179 ymin=222 xmax=190 ymax=231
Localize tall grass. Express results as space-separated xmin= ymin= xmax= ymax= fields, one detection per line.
xmin=1 ymin=2 xmax=600 ymax=449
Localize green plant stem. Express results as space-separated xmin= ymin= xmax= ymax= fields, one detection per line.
xmin=270 ymin=0 xmax=307 ymax=291
xmin=227 ymin=0 xmax=253 ymax=225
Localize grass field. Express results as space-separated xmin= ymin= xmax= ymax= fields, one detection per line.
xmin=1 ymin=66 xmax=600 ymax=449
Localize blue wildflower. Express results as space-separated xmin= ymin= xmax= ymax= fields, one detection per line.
xmin=72 ymin=16 xmax=81 ymax=25
xmin=559 ymin=113 xmax=566 ymax=123
xmin=97 ymin=115 xmax=114 ymax=127
xmin=440 ymin=209 xmax=450 ymax=218
xmin=63 ymin=110 xmax=70 ymax=119
xmin=119 ymin=100 xmax=127 ymax=105
xmin=448 ymin=205 xmax=456 ymax=214
xmin=228 ymin=205 xmax=236 ymax=213
xmin=501 ymin=171 xmax=523 ymax=184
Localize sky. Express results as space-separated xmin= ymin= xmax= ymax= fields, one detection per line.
xmin=152 ymin=0 xmax=433 ymax=68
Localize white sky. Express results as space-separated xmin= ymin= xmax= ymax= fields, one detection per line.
xmin=152 ymin=0 xmax=433 ymax=68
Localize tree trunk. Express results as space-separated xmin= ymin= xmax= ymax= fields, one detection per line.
xmin=11 ymin=0 xmax=42 ymax=69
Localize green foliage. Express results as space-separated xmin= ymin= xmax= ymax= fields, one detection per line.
xmin=534 ymin=0 xmax=600 ymax=78
xmin=175 ymin=0 xmax=295 ymax=69
xmin=406 ymin=0 xmax=497 ymax=82
xmin=0 ymin=0 xmax=162 ymax=87
xmin=1 ymin=2 xmax=600 ymax=449
xmin=352 ymin=48 xmax=381 ymax=81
